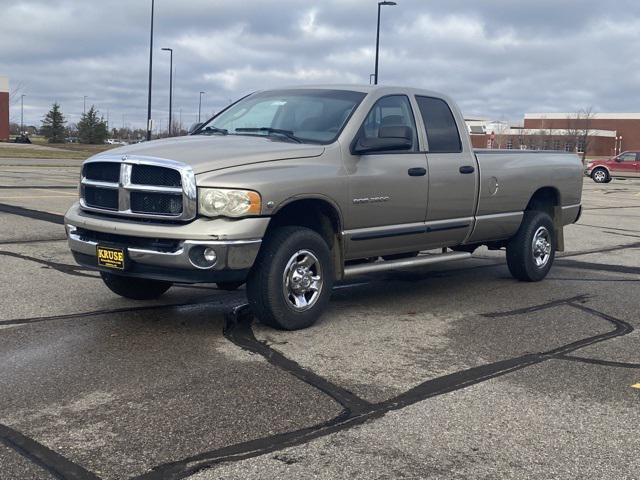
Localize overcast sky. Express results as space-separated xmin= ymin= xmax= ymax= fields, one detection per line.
xmin=2 ymin=0 xmax=640 ymax=129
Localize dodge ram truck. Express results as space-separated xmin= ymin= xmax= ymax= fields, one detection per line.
xmin=64 ymin=85 xmax=583 ymax=330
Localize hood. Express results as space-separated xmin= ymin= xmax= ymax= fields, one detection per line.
xmin=93 ymin=135 xmax=325 ymax=174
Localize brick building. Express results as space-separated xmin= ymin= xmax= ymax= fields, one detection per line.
xmin=0 ymin=76 xmax=9 ymax=141
xmin=468 ymin=113 xmax=640 ymax=158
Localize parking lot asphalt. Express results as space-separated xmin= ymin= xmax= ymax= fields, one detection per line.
xmin=0 ymin=163 xmax=638 ymax=480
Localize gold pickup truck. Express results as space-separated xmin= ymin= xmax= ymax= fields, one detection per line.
xmin=65 ymin=85 xmax=583 ymax=329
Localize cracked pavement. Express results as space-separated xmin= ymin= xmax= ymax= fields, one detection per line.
xmin=0 ymin=164 xmax=638 ymax=479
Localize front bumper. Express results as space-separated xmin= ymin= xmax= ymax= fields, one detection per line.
xmin=64 ymin=202 xmax=268 ymax=283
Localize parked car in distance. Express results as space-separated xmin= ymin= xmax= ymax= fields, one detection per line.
xmin=586 ymin=151 xmax=640 ymax=183
xmin=64 ymin=85 xmax=584 ymax=330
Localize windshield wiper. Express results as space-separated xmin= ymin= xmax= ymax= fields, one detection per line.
xmin=235 ymin=127 xmax=303 ymax=143
xmin=196 ymin=126 xmax=228 ymax=135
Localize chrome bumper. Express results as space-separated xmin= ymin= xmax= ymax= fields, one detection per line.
xmin=66 ymin=225 xmax=261 ymax=271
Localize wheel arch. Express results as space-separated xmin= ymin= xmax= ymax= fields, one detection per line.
xmin=264 ymin=196 xmax=345 ymax=279
xmin=525 ymin=186 xmax=564 ymax=251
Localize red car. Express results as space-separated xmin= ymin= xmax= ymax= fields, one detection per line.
xmin=586 ymin=151 xmax=640 ymax=183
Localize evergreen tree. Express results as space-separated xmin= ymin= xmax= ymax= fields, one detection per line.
xmin=78 ymin=106 xmax=108 ymax=144
xmin=41 ymin=103 xmax=67 ymax=143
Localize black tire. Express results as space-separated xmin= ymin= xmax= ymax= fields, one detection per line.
xmin=100 ymin=272 xmax=172 ymax=300
xmin=216 ymin=281 xmax=245 ymax=291
xmin=591 ymin=168 xmax=609 ymax=183
xmin=246 ymin=226 xmax=334 ymax=330
xmin=506 ymin=211 xmax=555 ymax=282
xmin=382 ymin=251 xmax=419 ymax=261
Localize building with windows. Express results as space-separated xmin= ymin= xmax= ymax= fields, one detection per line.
xmin=467 ymin=113 xmax=640 ymax=157
xmin=0 ymin=76 xmax=9 ymax=141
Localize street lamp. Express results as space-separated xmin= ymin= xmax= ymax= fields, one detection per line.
xmin=198 ymin=91 xmax=205 ymax=123
xmin=146 ymin=0 xmax=155 ymax=141
xmin=20 ymin=94 xmax=26 ymax=134
xmin=374 ymin=1 xmax=397 ymax=85
xmin=161 ymin=47 xmax=173 ymax=136
xmin=83 ymin=95 xmax=88 ymax=115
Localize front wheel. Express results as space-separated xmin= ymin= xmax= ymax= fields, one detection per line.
xmin=506 ymin=211 xmax=555 ymax=282
xmin=591 ymin=168 xmax=609 ymax=183
xmin=100 ymin=272 xmax=172 ymax=300
xmin=246 ymin=226 xmax=334 ymax=330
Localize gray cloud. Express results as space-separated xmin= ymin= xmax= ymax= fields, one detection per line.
xmin=1 ymin=0 xmax=639 ymax=128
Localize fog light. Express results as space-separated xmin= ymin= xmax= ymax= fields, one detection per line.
xmin=203 ymin=247 xmax=217 ymax=263
xmin=188 ymin=245 xmax=218 ymax=269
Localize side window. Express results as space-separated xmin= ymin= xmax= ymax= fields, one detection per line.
xmin=360 ymin=95 xmax=418 ymax=152
xmin=619 ymin=153 xmax=635 ymax=162
xmin=415 ymin=96 xmax=462 ymax=153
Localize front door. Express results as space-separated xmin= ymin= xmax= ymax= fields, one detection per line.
xmin=344 ymin=95 xmax=429 ymax=259
xmin=613 ymin=152 xmax=638 ymax=177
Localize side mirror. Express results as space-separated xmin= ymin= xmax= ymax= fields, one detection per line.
xmin=188 ymin=122 xmax=203 ymax=134
xmin=352 ymin=126 xmax=413 ymax=155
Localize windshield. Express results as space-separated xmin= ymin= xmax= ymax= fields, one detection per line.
xmin=198 ymin=89 xmax=366 ymax=144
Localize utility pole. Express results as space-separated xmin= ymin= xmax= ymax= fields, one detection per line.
xmin=146 ymin=0 xmax=155 ymax=141
xmin=198 ymin=91 xmax=205 ymax=123
xmin=374 ymin=1 xmax=397 ymax=85
xmin=83 ymin=95 xmax=88 ymax=115
xmin=161 ymin=47 xmax=173 ymax=136
xmin=20 ymin=94 xmax=26 ymax=134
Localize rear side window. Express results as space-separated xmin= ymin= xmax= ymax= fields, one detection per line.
xmin=415 ymin=96 xmax=462 ymax=153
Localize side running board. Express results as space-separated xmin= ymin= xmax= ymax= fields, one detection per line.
xmin=343 ymin=251 xmax=472 ymax=278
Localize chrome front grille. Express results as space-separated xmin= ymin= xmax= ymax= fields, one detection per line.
xmin=80 ymin=156 xmax=196 ymax=221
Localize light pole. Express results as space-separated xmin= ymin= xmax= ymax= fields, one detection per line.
xmin=198 ymin=91 xmax=205 ymax=123
xmin=146 ymin=0 xmax=155 ymax=141
xmin=83 ymin=95 xmax=88 ymax=115
xmin=20 ymin=94 xmax=26 ymax=134
xmin=374 ymin=1 xmax=397 ymax=85
xmin=161 ymin=47 xmax=173 ymax=136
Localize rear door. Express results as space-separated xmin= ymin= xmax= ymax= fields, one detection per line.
xmin=415 ymin=96 xmax=477 ymax=246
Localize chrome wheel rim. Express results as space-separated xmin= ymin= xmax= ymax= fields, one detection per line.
xmin=282 ymin=249 xmax=323 ymax=311
xmin=532 ymin=226 xmax=552 ymax=268
xmin=594 ymin=170 xmax=606 ymax=182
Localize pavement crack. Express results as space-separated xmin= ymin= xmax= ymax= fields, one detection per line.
xmin=0 ymin=250 xmax=96 ymax=278
xmin=481 ymin=295 xmax=589 ymax=318
xmin=223 ymin=305 xmax=372 ymax=414
xmin=0 ymin=202 xmax=65 ymax=225
xmin=556 ymin=354 xmax=640 ymax=369
xmin=0 ymin=423 xmax=101 ymax=480
xmin=555 ymin=258 xmax=640 ymax=276
xmin=133 ymin=299 xmax=634 ymax=480
xmin=0 ymin=297 xmax=234 ymax=327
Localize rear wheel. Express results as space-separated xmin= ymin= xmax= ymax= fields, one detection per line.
xmin=246 ymin=226 xmax=333 ymax=330
xmin=591 ymin=168 xmax=609 ymax=183
xmin=100 ymin=272 xmax=172 ymax=300
xmin=506 ymin=211 xmax=555 ymax=282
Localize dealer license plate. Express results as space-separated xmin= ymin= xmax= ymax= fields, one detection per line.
xmin=96 ymin=245 xmax=126 ymax=270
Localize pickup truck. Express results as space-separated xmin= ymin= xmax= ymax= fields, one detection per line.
xmin=64 ymin=85 xmax=583 ymax=330
xmin=585 ymin=151 xmax=640 ymax=183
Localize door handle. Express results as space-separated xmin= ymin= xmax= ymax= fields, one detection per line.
xmin=408 ymin=167 xmax=427 ymax=176
xmin=459 ymin=165 xmax=475 ymax=174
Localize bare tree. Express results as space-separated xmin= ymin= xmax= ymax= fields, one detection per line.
xmin=565 ymin=107 xmax=595 ymax=163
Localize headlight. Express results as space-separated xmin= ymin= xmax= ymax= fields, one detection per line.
xmin=198 ymin=188 xmax=261 ymax=218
